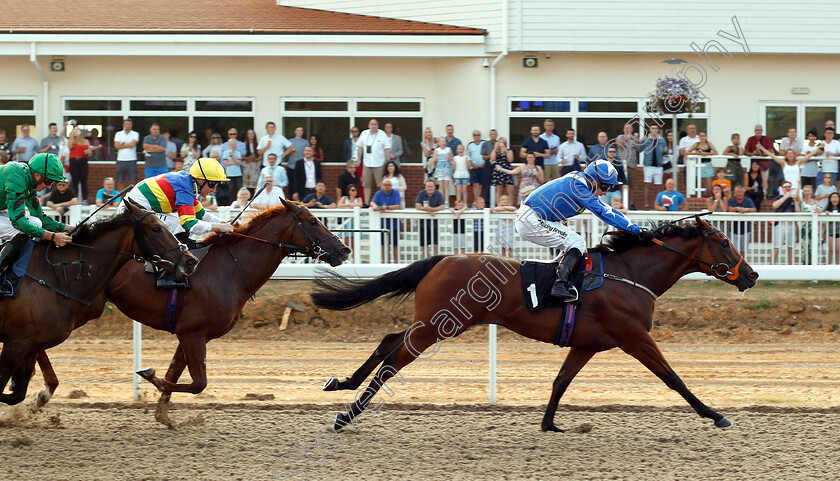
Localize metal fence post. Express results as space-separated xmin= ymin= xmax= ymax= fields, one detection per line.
xmin=812 ymin=212 xmax=820 ymax=266
xmin=353 ymin=206 xmax=362 ymax=264
xmin=369 ymin=208 xmax=382 ymax=264
xmin=132 ymin=320 xmax=142 ymax=400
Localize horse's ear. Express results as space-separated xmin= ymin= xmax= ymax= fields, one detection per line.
xmin=695 ymin=214 xmax=710 ymax=228
xmin=124 ymin=197 xmax=141 ymax=214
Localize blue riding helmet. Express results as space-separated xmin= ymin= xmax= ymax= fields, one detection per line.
xmin=584 ymin=160 xmax=619 ymax=189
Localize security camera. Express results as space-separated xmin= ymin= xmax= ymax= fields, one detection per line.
xmin=523 ymin=57 xmax=538 ymax=68
xmin=482 ymin=58 xmax=490 ymax=68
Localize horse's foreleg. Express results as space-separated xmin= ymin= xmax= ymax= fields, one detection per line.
xmin=141 ymin=334 xmax=207 ymax=395
xmin=2 ymin=352 xmax=37 ymax=406
xmin=323 ymin=330 xmax=406 ymax=392
xmin=35 ymin=351 xmax=59 ymax=408
xmin=0 ymin=341 xmax=28 ymax=405
xmin=154 ymin=344 xmax=188 ymax=427
xmin=621 ymin=334 xmax=731 ymax=429
xmin=541 ymin=348 xmax=595 ymax=433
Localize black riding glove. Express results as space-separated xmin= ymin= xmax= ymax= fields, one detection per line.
xmin=638 ymin=229 xmax=656 ymax=242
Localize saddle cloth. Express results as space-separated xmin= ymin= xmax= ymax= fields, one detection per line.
xmin=519 ymin=252 xmax=603 ymax=312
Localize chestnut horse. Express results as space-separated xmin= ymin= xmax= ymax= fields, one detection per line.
xmin=313 ymin=216 xmax=759 ymax=432
xmin=36 ymin=199 xmax=349 ymax=425
xmin=0 ymin=200 xmax=195 ymax=406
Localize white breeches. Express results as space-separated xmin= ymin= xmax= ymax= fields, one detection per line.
xmin=514 ymin=204 xmax=586 ymax=254
xmin=0 ymin=211 xmax=43 ymax=242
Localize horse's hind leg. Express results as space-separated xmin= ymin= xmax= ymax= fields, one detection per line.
xmin=35 ymin=351 xmax=59 ymax=408
xmin=541 ymin=348 xmax=595 ymax=433
xmin=621 ymin=333 xmax=731 ymax=429
xmin=323 ymin=330 xmax=406 ymax=392
xmin=333 ymin=322 xmax=442 ymax=431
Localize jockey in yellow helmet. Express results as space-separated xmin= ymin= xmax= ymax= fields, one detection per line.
xmin=119 ymin=158 xmax=233 ymax=287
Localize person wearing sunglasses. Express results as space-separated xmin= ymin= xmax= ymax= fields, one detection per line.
xmin=0 ymin=153 xmax=74 ymax=289
xmin=119 ymin=157 xmax=233 ymax=287
xmin=515 ymin=159 xmax=652 ymax=302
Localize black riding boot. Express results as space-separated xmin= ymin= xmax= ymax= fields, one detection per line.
xmin=0 ymin=234 xmax=29 ymax=296
xmin=550 ymin=249 xmax=584 ymax=302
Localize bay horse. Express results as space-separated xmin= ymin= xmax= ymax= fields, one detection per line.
xmin=0 ymin=199 xmax=196 ymax=406
xmin=36 ymin=198 xmax=349 ymax=426
xmin=313 ymin=216 xmax=758 ymax=432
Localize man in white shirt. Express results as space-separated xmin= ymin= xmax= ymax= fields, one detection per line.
xmin=252 ymin=174 xmax=284 ymax=209
xmin=818 ymin=126 xmax=840 ymax=185
xmin=779 ymin=127 xmax=803 ymax=154
xmin=558 ymin=128 xmax=586 ymax=176
xmin=356 ymin=119 xmax=391 ymax=204
xmin=539 ymin=119 xmax=561 ymax=181
xmin=678 ymin=123 xmax=700 ymax=164
xmin=257 ymin=121 xmax=293 ymax=168
xmin=259 ymin=153 xmax=289 ymax=197
xmin=113 ymin=118 xmax=140 ymax=189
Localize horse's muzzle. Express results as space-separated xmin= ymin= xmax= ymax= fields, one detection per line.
xmin=737 ymin=270 xmax=759 ymax=292
xmin=328 ymin=246 xmax=352 ymax=267
xmin=177 ymin=251 xmax=199 ymax=278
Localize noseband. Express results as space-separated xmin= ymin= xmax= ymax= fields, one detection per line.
xmin=650 ymin=226 xmax=743 ymax=281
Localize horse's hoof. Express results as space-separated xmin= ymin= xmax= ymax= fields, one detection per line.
xmin=322 ymin=377 xmax=340 ymax=391
xmin=541 ymin=423 xmax=565 ymax=433
xmin=333 ymin=414 xmax=345 ymax=432
xmin=715 ymin=416 xmax=733 ymax=429
xmin=35 ymin=390 xmax=51 ymax=408
xmin=136 ymin=367 xmax=156 ymax=381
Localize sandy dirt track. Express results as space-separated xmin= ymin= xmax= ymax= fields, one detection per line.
xmin=1 ymin=402 xmax=839 ymax=481
xmin=0 ymin=338 xmax=838 ymax=481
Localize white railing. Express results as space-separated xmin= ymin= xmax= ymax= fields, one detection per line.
xmin=53 ymin=205 xmax=840 ymax=267
xmin=685 ymin=154 xmax=840 ymax=198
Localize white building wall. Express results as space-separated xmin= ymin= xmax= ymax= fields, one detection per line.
xmin=521 ymin=0 xmax=840 ymax=54
xmin=278 ymin=0 xmax=511 ymax=52
xmin=3 ymin=52 xmax=839 ymax=150
xmin=4 ymin=55 xmax=492 ymax=138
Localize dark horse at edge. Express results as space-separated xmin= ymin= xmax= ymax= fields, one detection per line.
xmin=312 ymin=216 xmax=758 ymax=432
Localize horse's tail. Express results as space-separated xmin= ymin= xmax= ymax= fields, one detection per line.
xmin=312 ymin=255 xmax=447 ymax=311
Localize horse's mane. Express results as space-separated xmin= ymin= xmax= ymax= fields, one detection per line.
xmin=202 ymin=203 xmax=290 ymax=246
xmin=71 ymin=209 xmax=134 ymax=244
xmin=590 ymin=221 xmax=705 ymax=254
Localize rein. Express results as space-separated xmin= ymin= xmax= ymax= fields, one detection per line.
xmin=222 ymin=203 xmax=341 ymax=301
xmin=650 ymin=227 xmax=743 ymax=281
xmin=28 ymin=209 xmax=186 ymax=305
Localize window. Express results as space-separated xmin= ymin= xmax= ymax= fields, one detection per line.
xmin=0 ymin=97 xmax=37 ymax=161
xmin=63 ymin=97 xmax=255 ymax=160
xmin=761 ymin=103 xmax=840 ymax=150
xmin=281 ymin=98 xmax=424 ymax=163
xmin=508 ymin=98 xmax=710 ymax=162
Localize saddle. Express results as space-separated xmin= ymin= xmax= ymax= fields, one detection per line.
xmin=519 ymin=252 xmax=604 ymax=312
xmin=519 ymin=253 xmax=606 ymax=348
xmin=0 ymin=240 xmax=35 ymax=298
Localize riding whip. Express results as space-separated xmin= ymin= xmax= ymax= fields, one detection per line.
xmin=68 ymin=184 xmax=134 ymax=236
xmin=228 ymin=181 xmax=270 ymax=227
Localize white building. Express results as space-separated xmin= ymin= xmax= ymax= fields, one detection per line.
xmin=1 ymin=0 xmax=838 ymax=164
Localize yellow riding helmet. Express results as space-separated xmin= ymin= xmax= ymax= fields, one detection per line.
xmin=189 ymin=158 xmax=230 ymax=182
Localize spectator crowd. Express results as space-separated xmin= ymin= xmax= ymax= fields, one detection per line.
xmin=3 ymin=115 xmax=840 ymax=264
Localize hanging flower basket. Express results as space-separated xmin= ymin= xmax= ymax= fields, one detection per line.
xmin=646 ymin=77 xmax=701 ymax=116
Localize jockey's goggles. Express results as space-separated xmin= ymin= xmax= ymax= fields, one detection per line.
xmin=43 ymin=178 xmax=55 ymax=187
xmin=206 ymin=180 xmax=221 ymax=188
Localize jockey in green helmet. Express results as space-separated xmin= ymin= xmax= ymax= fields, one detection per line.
xmin=0 ymin=153 xmax=74 ymax=289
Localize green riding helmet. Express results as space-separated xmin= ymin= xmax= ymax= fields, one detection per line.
xmin=29 ymin=153 xmax=67 ymax=183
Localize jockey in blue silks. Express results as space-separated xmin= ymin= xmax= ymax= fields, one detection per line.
xmin=515 ymin=160 xmax=655 ymax=301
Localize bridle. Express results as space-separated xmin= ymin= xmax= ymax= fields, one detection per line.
xmin=129 ymin=210 xmax=188 ymax=269
xmin=33 ymin=209 xmax=189 ymax=305
xmin=226 ymin=204 xmax=341 ymax=262
xmin=649 ymin=224 xmax=744 ymax=281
